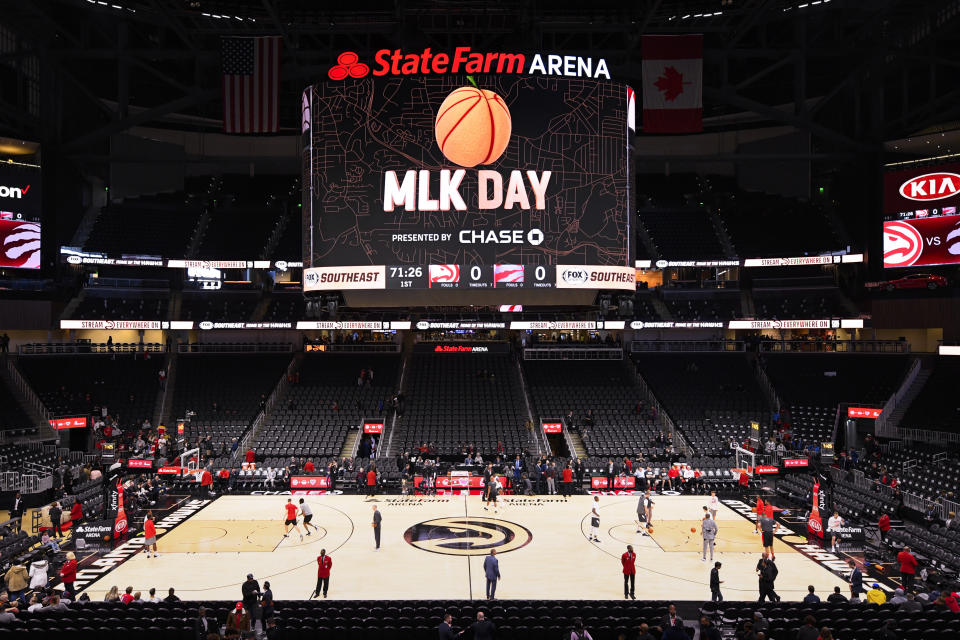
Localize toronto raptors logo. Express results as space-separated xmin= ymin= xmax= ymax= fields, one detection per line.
xmin=404 ymin=517 xmax=532 ymax=556
xmin=0 ymin=221 xmax=40 ymax=269
xmin=883 ymin=220 xmax=923 ymax=267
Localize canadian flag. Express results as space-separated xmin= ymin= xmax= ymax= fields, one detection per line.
xmin=641 ymin=34 xmax=703 ymax=133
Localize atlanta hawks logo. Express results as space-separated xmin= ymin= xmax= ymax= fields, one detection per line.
xmin=404 ymin=517 xmax=532 ymax=556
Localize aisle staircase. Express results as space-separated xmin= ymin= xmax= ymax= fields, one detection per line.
xmin=339 ymin=430 xmax=360 ymax=459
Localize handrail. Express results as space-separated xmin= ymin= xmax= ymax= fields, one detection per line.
xmin=20 ymin=342 xmax=164 ymax=355
xmin=180 ymin=343 xmax=295 ymax=354
xmin=876 ymin=358 xmax=921 ymax=438
xmin=320 ymin=344 xmax=401 ymax=353
xmin=524 ymin=347 xmax=623 ymax=360
xmin=897 ymin=427 xmax=960 ymax=445
xmin=631 ymin=340 xmax=744 ymax=353
xmin=234 ymin=355 xmax=297 ymax=461
xmin=758 ymin=340 xmax=906 ymax=353
xmin=632 ymin=367 xmax=691 ymax=457
xmin=5 ymin=357 xmax=51 ymax=429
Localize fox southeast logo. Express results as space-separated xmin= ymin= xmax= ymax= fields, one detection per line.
xmin=328 ymin=47 xmax=610 ymax=81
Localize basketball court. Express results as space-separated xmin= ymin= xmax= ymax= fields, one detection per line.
xmin=77 ymin=494 xmax=850 ymax=602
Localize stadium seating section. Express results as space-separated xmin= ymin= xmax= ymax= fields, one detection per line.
xmin=393 ymin=352 xmax=529 ymax=456
xmin=716 ymin=192 xmax=845 ymax=257
xmin=168 ymin=353 xmax=293 ymax=450
xmin=632 ymin=354 xmax=771 ymax=455
xmin=639 ymin=209 xmax=728 ymax=259
xmin=84 ymin=194 xmax=204 ymax=258
xmin=753 ymin=287 xmax=851 ymax=320
xmin=180 ymin=292 xmax=259 ymax=323
xmin=70 ymin=292 xmax=170 ymax=321
xmin=18 ymin=355 xmax=161 ymax=426
xmin=252 ymin=354 xmax=400 ymax=465
xmin=662 ymin=289 xmax=742 ymax=322
xmin=0 ymin=378 xmax=35 ymax=434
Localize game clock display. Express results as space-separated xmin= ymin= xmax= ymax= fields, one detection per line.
xmin=385 ymin=264 xmax=555 ymax=289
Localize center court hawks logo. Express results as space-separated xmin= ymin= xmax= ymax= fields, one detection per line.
xmin=404 ymin=517 xmax=532 ymax=556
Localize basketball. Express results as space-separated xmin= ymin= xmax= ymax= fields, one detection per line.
xmin=435 ymin=86 xmax=511 ymax=167
xmin=691 ymin=527 xmax=696 ymax=533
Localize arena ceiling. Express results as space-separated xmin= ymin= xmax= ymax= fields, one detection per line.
xmin=2 ymin=0 xmax=960 ymax=161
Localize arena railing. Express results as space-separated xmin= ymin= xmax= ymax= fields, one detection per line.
xmin=321 ymin=343 xmax=401 ymax=353
xmin=523 ymin=347 xmax=623 ymax=360
xmin=630 ymin=340 xmax=744 ymax=352
xmin=875 ymin=358 xmax=922 ymax=438
xmin=758 ymin=339 xmax=907 ymax=353
xmin=896 ymin=427 xmax=960 ymax=446
xmin=5 ymin=357 xmax=52 ymax=437
xmin=19 ymin=342 xmax=164 ymax=355
xmin=178 ymin=342 xmax=295 ymax=354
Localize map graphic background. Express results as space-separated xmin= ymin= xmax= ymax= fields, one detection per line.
xmin=303 ymin=76 xmax=631 ymax=271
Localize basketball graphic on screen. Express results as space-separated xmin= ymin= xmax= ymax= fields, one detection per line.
xmin=435 ymin=84 xmax=511 ymax=168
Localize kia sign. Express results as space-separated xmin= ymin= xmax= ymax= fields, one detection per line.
xmin=848 ymin=407 xmax=882 ymax=419
xmin=363 ymin=422 xmax=384 ymax=434
xmin=542 ymin=422 xmax=562 ymax=434
xmin=290 ymin=476 xmax=331 ymax=489
xmin=303 ymin=73 xmax=632 ymax=291
xmin=884 ymin=161 xmax=960 ymax=268
xmin=783 ymin=458 xmax=809 ymax=468
xmin=591 ymin=476 xmax=636 ymax=489
xmin=49 ymin=416 xmax=88 ymax=430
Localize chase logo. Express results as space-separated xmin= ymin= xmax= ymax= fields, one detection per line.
xmin=403 ymin=517 xmax=532 ymax=556
xmin=560 ymin=269 xmax=589 ymax=284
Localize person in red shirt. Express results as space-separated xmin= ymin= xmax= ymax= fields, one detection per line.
xmin=142 ymin=511 xmax=158 ymax=558
xmin=666 ymin=465 xmax=680 ymax=491
xmin=561 ymin=465 xmax=574 ymax=499
xmin=245 ymin=449 xmax=255 ymax=464
xmin=200 ymin=468 xmax=214 ymax=496
xmin=70 ymin=500 xmax=83 ymax=526
xmin=59 ymin=551 xmax=77 ymax=597
xmin=120 ymin=586 xmax=134 ymax=604
xmin=366 ymin=466 xmax=377 ymax=498
xmin=878 ymin=513 xmax=891 ymax=542
xmin=283 ymin=498 xmax=303 ymax=540
xmin=304 ymin=459 xmax=315 ymax=473
xmin=945 ymin=591 xmax=960 ymax=614
xmin=621 ymin=544 xmax=636 ymax=600
xmin=311 ymin=549 xmax=333 ymax=599
xmin=897 ymin=545 xmax=918 ymax=592
xmin=623 ymin=458 xmax=633 ymax=473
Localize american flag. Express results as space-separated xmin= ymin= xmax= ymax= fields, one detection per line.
xmin=221 ymin=36 xmax=281 ymax=134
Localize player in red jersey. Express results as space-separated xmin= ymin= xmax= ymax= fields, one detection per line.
xmin=283 ymin=499 xmax=303 ymax=540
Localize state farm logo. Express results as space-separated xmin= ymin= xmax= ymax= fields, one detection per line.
xmin=560 ymin=268 xmax=589 ymax=284
xmin=899 ymin=172 xmax=960 ymax=201
xmin=199 ymin=321 xmax=214 ymax=330
xmin=328 ymin=51 xmax=369 ymax=80
xmin=883 ymin=220 xmax=923 ymax=267
xmin=0 ymin=184 xmax=29 ymax=199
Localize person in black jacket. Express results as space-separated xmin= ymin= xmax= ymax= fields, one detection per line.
xmin=710 ymin=561 xmax=723 ymax=601
xmin=469 ymin=612 xmax=495 ymax=640
xmin=437 ymin=613 xmax=456 ymax=640
xmin=241 ymin=573 xmax=262 ymax=634
xmin=194 ymin=606 xmax=218 ymax=640
xmin=699 ymin=617 xmax=722 ymax=640
xmin=48 ymin=503 xmax=63 ymax=538
xmin=757 ymin=558 xmax=779 ymax=603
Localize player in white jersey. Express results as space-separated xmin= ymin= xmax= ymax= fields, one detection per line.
xmin=588 ymin=495 xmax=601 ymax=542
xmin=827 ymin=511 xmax=844 ymax=552
xmin=299 ymin=498 xmax=319 ymax=535
xmin=708 ymin=491 xmax=720 ymax=521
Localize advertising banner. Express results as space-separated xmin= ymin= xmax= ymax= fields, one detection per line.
xmin=883 ymin=161 xmax=960 ymax=268
xmin=290 ymin=476 xmax=332 ymax=489
xmin=49 ymin=416 xmax=88 ymax=430
xmin=848 ymin=407 xmax=881 ymax=419
xmin=591 ymin=476 xmax=636 ymax=489
xmin=783 ymin=458 xmax=809 ymax=468
xmin=883 ymin=214 xmax=960 ymax=268
xmin=542 ymin=421 xmax=562 ymax=434
xmin=363 ymin=422 xmax=384 ymax=434
xmin=0 ymin=162 xmax=41 ymax=270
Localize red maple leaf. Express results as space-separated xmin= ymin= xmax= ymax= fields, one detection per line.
xmin=653 ymin=66 xmax=688 ymax=101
